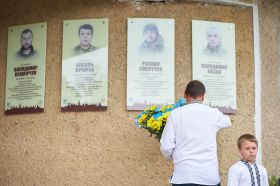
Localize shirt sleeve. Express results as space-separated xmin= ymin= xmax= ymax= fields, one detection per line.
xmin=160 ymin=112 xmax=176 ymax=160
xmin=227 ymin=165 xmax=240 ymax=186
xmin=215 ymin=109 xmax=232 ymax=129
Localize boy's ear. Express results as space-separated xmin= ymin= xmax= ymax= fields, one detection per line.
xmin=201 ymin=95 xmax=205 ymax=101
xmin=184 ymin=94 xmax=190 ymax=100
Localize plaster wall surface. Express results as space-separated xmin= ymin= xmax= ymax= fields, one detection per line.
xmin=259 ymin=0 xmax=280 ymax=178
xmin=1 ymin=0 xmax=276 ymax=185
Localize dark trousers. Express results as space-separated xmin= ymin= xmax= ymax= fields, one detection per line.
xmin=172 ymin=183 xmax=220 ymax=186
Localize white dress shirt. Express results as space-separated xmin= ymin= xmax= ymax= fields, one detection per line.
xmin=227 ymin=161 xmax=269 ymax=186
xmin=160 ymin=103 xmax=231 ymax=185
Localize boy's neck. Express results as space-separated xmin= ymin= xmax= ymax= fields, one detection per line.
xmin=241 ymin=159 xmax=255 ymax=164
xmin=185 ymin=95 xmax=204 ymax=104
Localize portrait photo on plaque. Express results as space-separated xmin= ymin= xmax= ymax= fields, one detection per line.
xmin=5 ymin=22 xmax=47 ymax=115
xmin=61 ymin=19 xmax=108 ymax=112
xmin=192 ymin=20 xmax=236 ymax=113
xmin=127 ymin=18 xmax=175 ymax=110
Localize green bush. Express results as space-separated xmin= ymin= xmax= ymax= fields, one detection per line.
xmin=269 ymin=176 xmax=279 ymax=186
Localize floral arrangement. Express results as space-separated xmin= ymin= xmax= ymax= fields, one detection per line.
xmin=135 ymin=98 xmax=186 ymax=140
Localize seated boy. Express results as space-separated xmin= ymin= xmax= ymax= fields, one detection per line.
xmin=227 ymin=134 xmax=269 ymax=186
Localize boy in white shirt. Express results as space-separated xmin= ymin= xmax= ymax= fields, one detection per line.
xmin=227 ymin=134 xmax=269 ymax=186
xmin=160 ymin=80 xmax=231 ymax=186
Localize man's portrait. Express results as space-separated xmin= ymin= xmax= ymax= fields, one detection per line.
xmin=17 ymin=29 xmax=37 ymax=58
xmin=203 ymin=27 xmax=227 ymax=57
xmin=74 ymin=24 xmax=97 ymax=55
xmin=139 ymin=23 xmax=164 ymax=54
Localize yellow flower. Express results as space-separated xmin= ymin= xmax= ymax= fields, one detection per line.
xmin=150 ymin=105 xmax=157 ymax=112
xmin=163 ymin=112 xmax=170 ymax=118
xmin=157 ymin=116 xmax=163 ymax=122
xmin=161 ymin=106 xmax=167 ymax=112
xmin=162 ymin=112 xmax=170 ymax=122
xmin=153 ymin=121 xmax=162 ymax=131
xmin=147 ymin=118 xmax=162 ymax=131
xmin=148 ymin=118 xmax=153 ymax=123
xmin=138 ymin=114 xmax=147 ymax=125
xmin=144 ymin=105 xmax=157 ymax=112
xmin=166 ymin=105 xmax=174 ymax=109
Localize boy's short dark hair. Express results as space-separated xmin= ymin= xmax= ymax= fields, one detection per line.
xmin=185 ymin=80 xmax=205 ymax=98
xmin=78 ymin=24 xmax=93 ymax=35
xmin=237 ymin=134 xmax=258 ymax=149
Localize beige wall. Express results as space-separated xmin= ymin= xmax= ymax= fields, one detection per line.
xmin=0 ymin=0 xmax=278 ymax=185
xmin=259 ymin=0 xmax=280 ymax=178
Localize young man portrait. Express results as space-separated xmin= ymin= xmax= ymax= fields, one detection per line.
xmin=139 ymin=23 xmax=164 ymax=54
xmin=17 ymin=29 xmax=37 ymax=58
xmin=203 ymin=27 xmax=227 ymax=57
xmin=74 ymin=24 xmax=98 ymax=55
